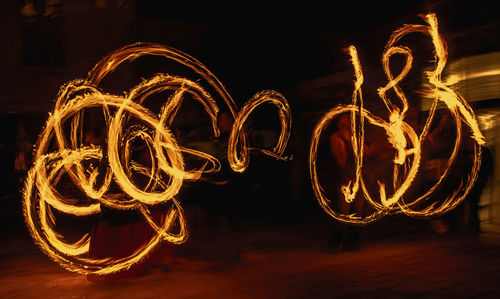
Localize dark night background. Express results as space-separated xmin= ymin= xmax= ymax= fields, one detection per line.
xmin=0 ymin=0 xmax=499 ymax=297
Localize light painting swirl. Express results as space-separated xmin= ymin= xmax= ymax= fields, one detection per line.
xmin=23 ymin=43 xmax=291 ymax=275
xmin=309 ymin=13 xmax=485 ymax=225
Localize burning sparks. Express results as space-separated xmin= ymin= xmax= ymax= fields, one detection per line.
xmin=23 ymin=43 xmax=291 ymax=274
xmin=309 ymin=13 xmax=485 ymax=225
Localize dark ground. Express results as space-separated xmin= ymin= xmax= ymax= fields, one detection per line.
xmin=1 ymin=203 xmax=500 ymax=298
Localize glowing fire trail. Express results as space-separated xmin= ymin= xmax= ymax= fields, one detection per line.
xmin=23 ymin=43 xmax=291 ymax=275
xmin=309 ymin=13 xmax=484 ymax=225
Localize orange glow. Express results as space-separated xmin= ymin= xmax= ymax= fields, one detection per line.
xmin=23 ymin=43 xmax=291 ymax=274
xmin=309 ymin=13 xmax=484 ymax=225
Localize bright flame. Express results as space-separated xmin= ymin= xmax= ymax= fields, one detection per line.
xmin=309 ymin=13 xmax=484 ymax=225
xmin=24 ymin=43 xmax=291 ymax=275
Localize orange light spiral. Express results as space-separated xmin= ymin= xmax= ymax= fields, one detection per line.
xmin=23 ymin=43 xmax=291 ymax=274
xmin=309 ymin=13 xmax=485 ymax=225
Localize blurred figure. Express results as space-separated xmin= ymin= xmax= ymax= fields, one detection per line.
xmin=15 ymin=124 xmax=31 ymax=175
xmin=465 ymin=146 xmax=494 ymax=233
xmin=423 ymin=110 xmax=464 ymax=233
xmin=87 ymin=129 xmax=157 ymax=281
xmin=327 ymin=114 xmax=363 ymax=251
xmin=183 ymin=111 xmax=241 ymax=265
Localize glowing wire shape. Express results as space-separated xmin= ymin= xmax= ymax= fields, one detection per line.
xmin=23 ymin=43 xmax=291 ymax=275
xmin=309 ymin=13 xmax=485 ymax=225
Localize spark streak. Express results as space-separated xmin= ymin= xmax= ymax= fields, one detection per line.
xmin=309 ymin=13 xmax=484 ymax=225
xmin=23 ymin=43 xmax=291 ymax=274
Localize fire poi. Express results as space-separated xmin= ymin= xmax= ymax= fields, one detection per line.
xmin=23 ymin=43 xmax=291 ymax=275
xmin=309 ymin=13 xmax=485 ymax=225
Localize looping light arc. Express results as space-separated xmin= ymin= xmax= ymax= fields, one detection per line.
xmin=309 ymin=13 xmax=485 ymax=225
xmin=23 ymin=43 xmax=292 ymax=275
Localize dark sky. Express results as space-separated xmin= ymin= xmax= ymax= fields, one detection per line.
xmin=133 ymin=0 xmax=499 ymax=98
xmin=1 ymin=0 xmax=498 ymax=113
xmin=135 ymin=1 xmax=424 ymax=83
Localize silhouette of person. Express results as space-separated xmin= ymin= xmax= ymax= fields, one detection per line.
xmin=466 ymin=146 xmax=494 ymax=233
xmin=327 ymin=114 xmax=363 ymax=251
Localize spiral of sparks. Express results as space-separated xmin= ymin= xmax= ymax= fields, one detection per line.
xmin=23 ymin=43 xmax=291 ymax=275
xmin=309 ymin=13 xmax=485 ymax=225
